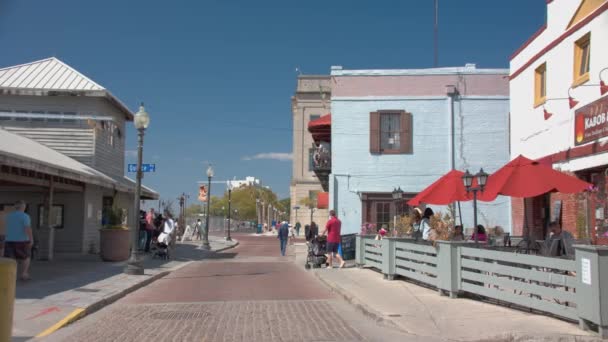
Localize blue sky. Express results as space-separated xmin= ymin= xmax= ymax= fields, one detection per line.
xmin=0 ymin=0 xmax=546 ymax=203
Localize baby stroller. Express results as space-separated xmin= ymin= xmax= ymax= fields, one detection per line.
xmin=305 ymin=236 xmax=327 ymax=269
xmin=151 ymin=231 xmax=171 ymax=260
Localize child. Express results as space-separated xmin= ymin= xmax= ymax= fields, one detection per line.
xmin=288 ymin=224 xmax=296 ymax=245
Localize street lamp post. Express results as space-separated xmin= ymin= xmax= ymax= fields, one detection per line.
xmin=268 ymin=204 xmax=272 ymax=229
xmin=125 ymin=103 xmax=150 ymax=275
xmin=392 ymin=187 xmax=404 ymax=234
xmin=462 ymin=168 xmax=489 ymax=244
xmin=226 ymin=182 xmax=232 ymax=241
xmin=255 ymin=198 xmax=260 ymax=232
xmin=202 ymin=165 xmax=213 ymax=250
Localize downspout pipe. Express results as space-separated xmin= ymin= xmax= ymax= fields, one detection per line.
xmin=446 ymin=85 xmax=462 ymax=226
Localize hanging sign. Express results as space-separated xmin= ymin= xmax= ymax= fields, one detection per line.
xmin=581 ymin=258 xmax=591 ymax=285
xmin=575 ymin=96 xmax=608 ymax=145
xmin=198 ymin=185 xmax=208 ymax=202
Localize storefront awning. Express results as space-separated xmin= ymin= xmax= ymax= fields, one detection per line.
xmin=317 ymin=192 xmax=329 ymax=209
xmin=308 ymin=114 xmax=331 ymax=142
xmin=0 ymin=128 xmax=116 ymax=188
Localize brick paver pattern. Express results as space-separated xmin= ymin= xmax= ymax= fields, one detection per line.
xmin=58 ymin=301 xmax=364 ymax=342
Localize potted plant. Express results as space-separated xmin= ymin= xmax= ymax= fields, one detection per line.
xmin=99 ymin=206 xmax=130 ymax=261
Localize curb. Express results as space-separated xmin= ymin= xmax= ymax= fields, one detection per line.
xmin=36 ymin=240 xmax=239 ymax=338
xmin=311 ymin=270 xmax=410 ymax=334
xmin=35 ymin=270 xmax=172 ymax=338
xmin=213 ymin=240 xmax=239 ymax=253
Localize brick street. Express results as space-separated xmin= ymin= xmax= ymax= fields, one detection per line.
xmin=42 ymin=234 xmax=423 ymax=342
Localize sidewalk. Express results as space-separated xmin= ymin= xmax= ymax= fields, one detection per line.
xmin=312 ymin=267 xmax=603 ymax=342
xmin=12 ymin=236 xmax=238 ymax=341
xmin=287 ymin=243 xmax=602 ymax=342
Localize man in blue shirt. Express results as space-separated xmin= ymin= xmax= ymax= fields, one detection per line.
xmin=4 ymin=200 xmax=33 ymax=280
xmin=277 ymin=221 xmax=289 ymax=256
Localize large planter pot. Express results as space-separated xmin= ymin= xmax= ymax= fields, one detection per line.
xmin=99 ymin=227 xmax=130 ymax=262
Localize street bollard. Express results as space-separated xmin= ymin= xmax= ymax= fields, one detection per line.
xmin=0 ymin=257 xmax=17 ymax=342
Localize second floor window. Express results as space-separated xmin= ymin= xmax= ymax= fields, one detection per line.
xmin=380 ymin=113 xmax=401 ymax=151
xmin=534 ymin=63 xmax=546 ymax=107
xmin=370 ymin=110 xmax=413 ymax=154
xmin=308 ymin=148 xmax=314 ymax=171
xmin=573 ymin=32 xmax=590 ymax=87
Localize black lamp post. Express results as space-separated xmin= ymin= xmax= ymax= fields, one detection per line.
xmin=226 ymin=182 xmax=232 ymax=241
xmin=462 ymin=168 xmax=489 ymax=244
xmin=202 ymin=165 xmax=213 ymax=250
xmin=392 ymin=187 xmax=404 ymax=233
xmin=125 ymin=103 xmax=150 ymax=275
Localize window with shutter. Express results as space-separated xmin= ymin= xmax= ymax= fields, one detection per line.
xmin=369 ymin=111 xmax=380 ymax=153
xmin=400 ymin=112 xmax=413 ymax=154
xmin=380 ymin=113 xmax=401 ymax=152
xmin=370 ymin=110 xmax=413 ymax=155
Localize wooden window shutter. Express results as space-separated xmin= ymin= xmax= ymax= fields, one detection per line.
xmin=400 ymin=111 xmax=413 ymax=154
xmin=370 ymin=111 xmax=380 ymax=154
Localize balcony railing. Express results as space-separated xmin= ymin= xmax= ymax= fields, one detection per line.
xmin=312 ymin=142 xmax=331 ymax=172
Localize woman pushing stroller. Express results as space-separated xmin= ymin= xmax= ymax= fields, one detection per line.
xmin=154 ymin=211 xmax=175 ymax=259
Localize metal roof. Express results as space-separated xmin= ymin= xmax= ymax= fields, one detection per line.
xmin=0 ymin=127 xmax=116 ymax=187
xmin=0 ymin=57 xmax=104 ymax=91
xmin=0 ymin=128 xmax=160 ymax=198
xmin=0 ymin=58 xmax=134 ymax=120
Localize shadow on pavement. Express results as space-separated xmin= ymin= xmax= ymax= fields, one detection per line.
xmin=15 ymin=243 xmax=221 ymax=301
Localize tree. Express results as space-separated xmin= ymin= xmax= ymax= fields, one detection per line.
xmin=276 ymin=198 xmax=291 ymax=213
xmin=299 ymin=197 xmax=316 ymax=225
xmin=205 ymin=185 xmax=281 ymax=221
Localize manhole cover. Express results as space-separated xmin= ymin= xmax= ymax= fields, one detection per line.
xmin=151 ymin=311 xmax=210 ymax=320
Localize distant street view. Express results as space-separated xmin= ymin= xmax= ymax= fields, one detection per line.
xmin=1 ymin=0 xmax=608 ymax=341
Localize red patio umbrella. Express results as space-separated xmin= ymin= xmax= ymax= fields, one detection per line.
xmin=479 ymin=155 xmax=592 ymax=201
xmin=408 ymin=169 xmax=477 ymax=206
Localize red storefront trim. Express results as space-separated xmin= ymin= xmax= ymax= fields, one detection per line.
xmin=510 ymin=2 xmax=608 ymax=80
xmin=541 ymin=140 xmax=608 ymax=165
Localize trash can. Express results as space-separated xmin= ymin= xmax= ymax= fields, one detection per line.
xmin=340 ymin=234 xmax=357 ymax=260
xmin=257 ymin=223 xmax=262 ymax=234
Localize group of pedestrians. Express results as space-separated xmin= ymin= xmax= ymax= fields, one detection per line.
xmin=139 ymin=208 xmax=176 ymax=253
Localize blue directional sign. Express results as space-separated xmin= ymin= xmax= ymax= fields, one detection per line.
xmin=128 ymin=164 xmax=156 ymax=172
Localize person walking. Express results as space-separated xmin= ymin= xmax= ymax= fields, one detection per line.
xmin=295 ymin=221 xmax=301 ymax=236
xmin=4 ymin=200 xmax=33 ymax=280
xmin=194 ymin=218 xmax=202 ymax=240
xmin=277 ymin=221 xmax=289 ymax=256
xmin=322 ymin=210 xmax=345 ymax=268
xmin=158 ymin=211 xmax=175 ymax=246
xmin=288 ymin=224 xmax=296 ymax=245
xmin=144 ymin=208 xmax=155 ymax=252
